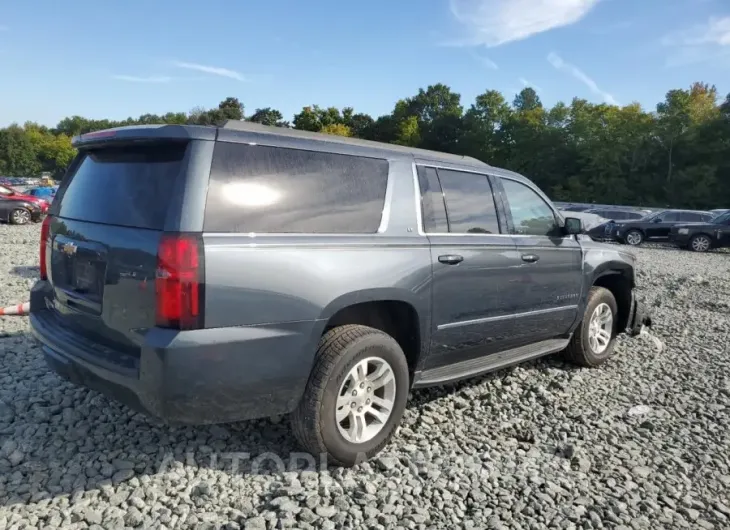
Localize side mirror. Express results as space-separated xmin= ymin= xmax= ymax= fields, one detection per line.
xmin=563 ymin=217 xmax=582 ymax=235
xmin=652 ymin=218 xmax=662 ymax=223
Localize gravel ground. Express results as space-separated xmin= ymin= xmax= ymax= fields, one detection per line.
xmin=1 ymin=223 xmax=729 ymax=530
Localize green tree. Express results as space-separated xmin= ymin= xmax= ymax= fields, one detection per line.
xmin=320 ymin=123 xmax=352 ymax=137
xmin=0 ymin=125 xmax=40 ymax=177
xmin=248 ymin=107 xmax=287 ymax=127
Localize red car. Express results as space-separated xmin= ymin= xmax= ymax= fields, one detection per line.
xmin=0 ymin=184 xmax=49 ymax=215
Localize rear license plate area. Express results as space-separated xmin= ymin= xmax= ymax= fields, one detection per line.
xmin=73 ymin=260 xmax=98 ymax=293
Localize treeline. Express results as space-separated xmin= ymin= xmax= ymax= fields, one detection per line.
xmin=1 ymin=84 xmax=729 ymax=209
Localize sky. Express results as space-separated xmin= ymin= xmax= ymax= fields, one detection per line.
xmin=1 ymin=0 xmax=729 ymax=127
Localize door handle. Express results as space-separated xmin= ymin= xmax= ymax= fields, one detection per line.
xmin=438 ymin=254 xmax=464 ymax=265
xmin=521 ymin=254 xmax=540 ymax=263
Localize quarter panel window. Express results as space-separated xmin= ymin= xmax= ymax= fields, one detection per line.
xmin=205 ymin=142 xmax=389 ymax=233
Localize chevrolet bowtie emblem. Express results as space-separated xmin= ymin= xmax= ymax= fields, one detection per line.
xmin=61 ymin=242 xmax=78 ymax=256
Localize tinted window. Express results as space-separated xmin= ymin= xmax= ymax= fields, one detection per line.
xmin=58 ymin=142 xmax=186 ymax=230
xmin=417 ymin=166 xmax=448 ymax=233
xmin=595 ymin=210 xmax=625 ymax=219
xmin=437 ymin=169 xmax=500 ymax=234
xmin=205 ymin=143 xmax=388 ymax=233
xmin=625 ymin=212 xmax=644 ymax=220
xmin=681 ymin=212 xmax=704 ymax=222
xmin=660 ymin=212 xmax=681 ymax=222
xmin=501 ymin=178 xmax=558 ymax=236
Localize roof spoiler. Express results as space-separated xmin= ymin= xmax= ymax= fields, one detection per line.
xmin=72 ymin=124 xmax=216 ymax=148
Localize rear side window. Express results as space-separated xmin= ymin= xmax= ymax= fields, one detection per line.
xmin=661 ymin=212 xmax=681 ymax=222
xmin=437 ymin=169 xmax=500 ymax=234
xmin=681 ymin=212 xmax=697 ymax=222
xmin=205 ymin=143 xmax=388 ymax=233
xmin=625 ymin=212 xmax=643 ymax=220
xmin=57 ymin=143 xmax=186 ymax=230
xmin=417 ymin=166 xmax=449 ymax=233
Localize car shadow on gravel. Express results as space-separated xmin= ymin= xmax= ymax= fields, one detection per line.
xmin=0 ymin=330 xmax=580 ymax=509
xmin=9 ymin=265 xmax=40 ymax=279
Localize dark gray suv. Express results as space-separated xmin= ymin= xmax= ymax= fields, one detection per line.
xmin=30 ymin=121 xmax=651 ymax=466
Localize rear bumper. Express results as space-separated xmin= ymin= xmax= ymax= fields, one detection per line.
xmin=29 ymin=283 xmax=318 ymax=425
xmin=626 ymin=291 xmax=652 ymax=336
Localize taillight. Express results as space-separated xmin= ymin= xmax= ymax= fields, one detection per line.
xmin=155 ymin=233 xmax=204 ymax=330
xmin=40 ymin=216 xmax=52 ymax=281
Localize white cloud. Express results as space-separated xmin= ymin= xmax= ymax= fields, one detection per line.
xmin=112 ymin=75 xmax=172 ymax=83
xmin=172 ymin=60 xmax=245 ymax=81
xmin=448 ymin=0 xmax=600 ymax=47
xmin=547 ymin=52 xmax=619 ymax=105
xmin=519 ymin=77 xmax=542 ymax=91
xmin=661 ymin=16 xmax=730 ymax=66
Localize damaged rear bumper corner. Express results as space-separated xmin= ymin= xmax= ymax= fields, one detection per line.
xmin=626 ymin=292 xmax=652 ymax=337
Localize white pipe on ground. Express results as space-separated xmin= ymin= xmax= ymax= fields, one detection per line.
xmin=0 ymin=302 xmax=30 ymax=316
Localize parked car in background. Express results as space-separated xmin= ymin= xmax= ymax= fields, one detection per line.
xmin=609 ymin=209 xmax=714 ymax=246
xmin=559 ymin=211 xmax=609 ymax=239
xmin=0 ymin=184 xmax=49 ymax=215
xmin=0 ymin=195 xmax=44 ymax=224
xmin=29 ymin=121 xmax=651 ymax=466
xmin=582 ymin=208 xmax=647 ymax=241
xmin=669 ymin=210 xmax=730 ymax=252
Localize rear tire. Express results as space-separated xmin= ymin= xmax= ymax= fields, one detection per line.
xmin=624 ymin=229 xmax=643 ymax=246
xmin=9 ymin=208 xmax=31 ymax=225
xmin=565 ymin=287 xmax=618 ymax=367
xmin=290 ymin=324 xmax=409 ymax=467
xmin=689 ymin=234 xmax=711 ymax=253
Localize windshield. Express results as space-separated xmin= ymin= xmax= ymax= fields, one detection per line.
xmin=640 ymin=211 xmax=662 ymax=221
xmin=0 ymin=185 xmax=15 ymax=196
xmin=712 ymin=211 xmax=730 ymax=224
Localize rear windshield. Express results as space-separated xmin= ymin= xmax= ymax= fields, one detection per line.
xmin=57 ymin=142 xmax=187 ymax=230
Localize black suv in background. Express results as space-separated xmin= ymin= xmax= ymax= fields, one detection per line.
xmin=30 ymin=121 xmax=651 ymax=465
xmin=669 ymin=210 xmax=730 ymax=252
xmin=610 ymin=209 xmax=714 ymax=246
xmin=582 ymin=208 xmax=647 ymax=241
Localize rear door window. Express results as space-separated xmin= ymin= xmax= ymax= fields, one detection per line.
xmin=661 ymin=212 xmax=681 ymax=222
xmin=436 ymin=169 xmax=501 ymax=234
xmin=204 ymin=143 xmax=388 ymax=233
xmin=416 ymin=166 xmax=448 ymax=233
xmin=57 ymin=142 xmax=187 ymax=230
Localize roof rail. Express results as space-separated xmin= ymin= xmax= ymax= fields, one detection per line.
xmin=220 ymin=120 xmax=487 ymax=166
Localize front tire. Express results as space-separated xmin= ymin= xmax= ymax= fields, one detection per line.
xmin=624 ymin=229 xmax=643 ymax=246
xmin=689 ymin=234 xmax=711 ymax=253
xmin=565 ymin=287 xmax=618 ymax=367
xmin=9 ymin=208 xmax=31 ymax=225
xmin=291 ymin=324 xmax=409 ymax=467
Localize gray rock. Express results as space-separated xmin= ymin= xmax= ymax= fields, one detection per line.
xmin=316 ymin=505 xmax=337 ymax=518
xmin=243 ymin=517 xmax=266 ymax=530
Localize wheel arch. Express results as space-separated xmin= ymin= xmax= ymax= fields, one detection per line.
xmin=592 ymin=268 xmax=634 ymax=333
xmin=689 ymin=232 xmax=715 ymax=249
xmin=314 ymin=289 xmax=429 ymax=381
